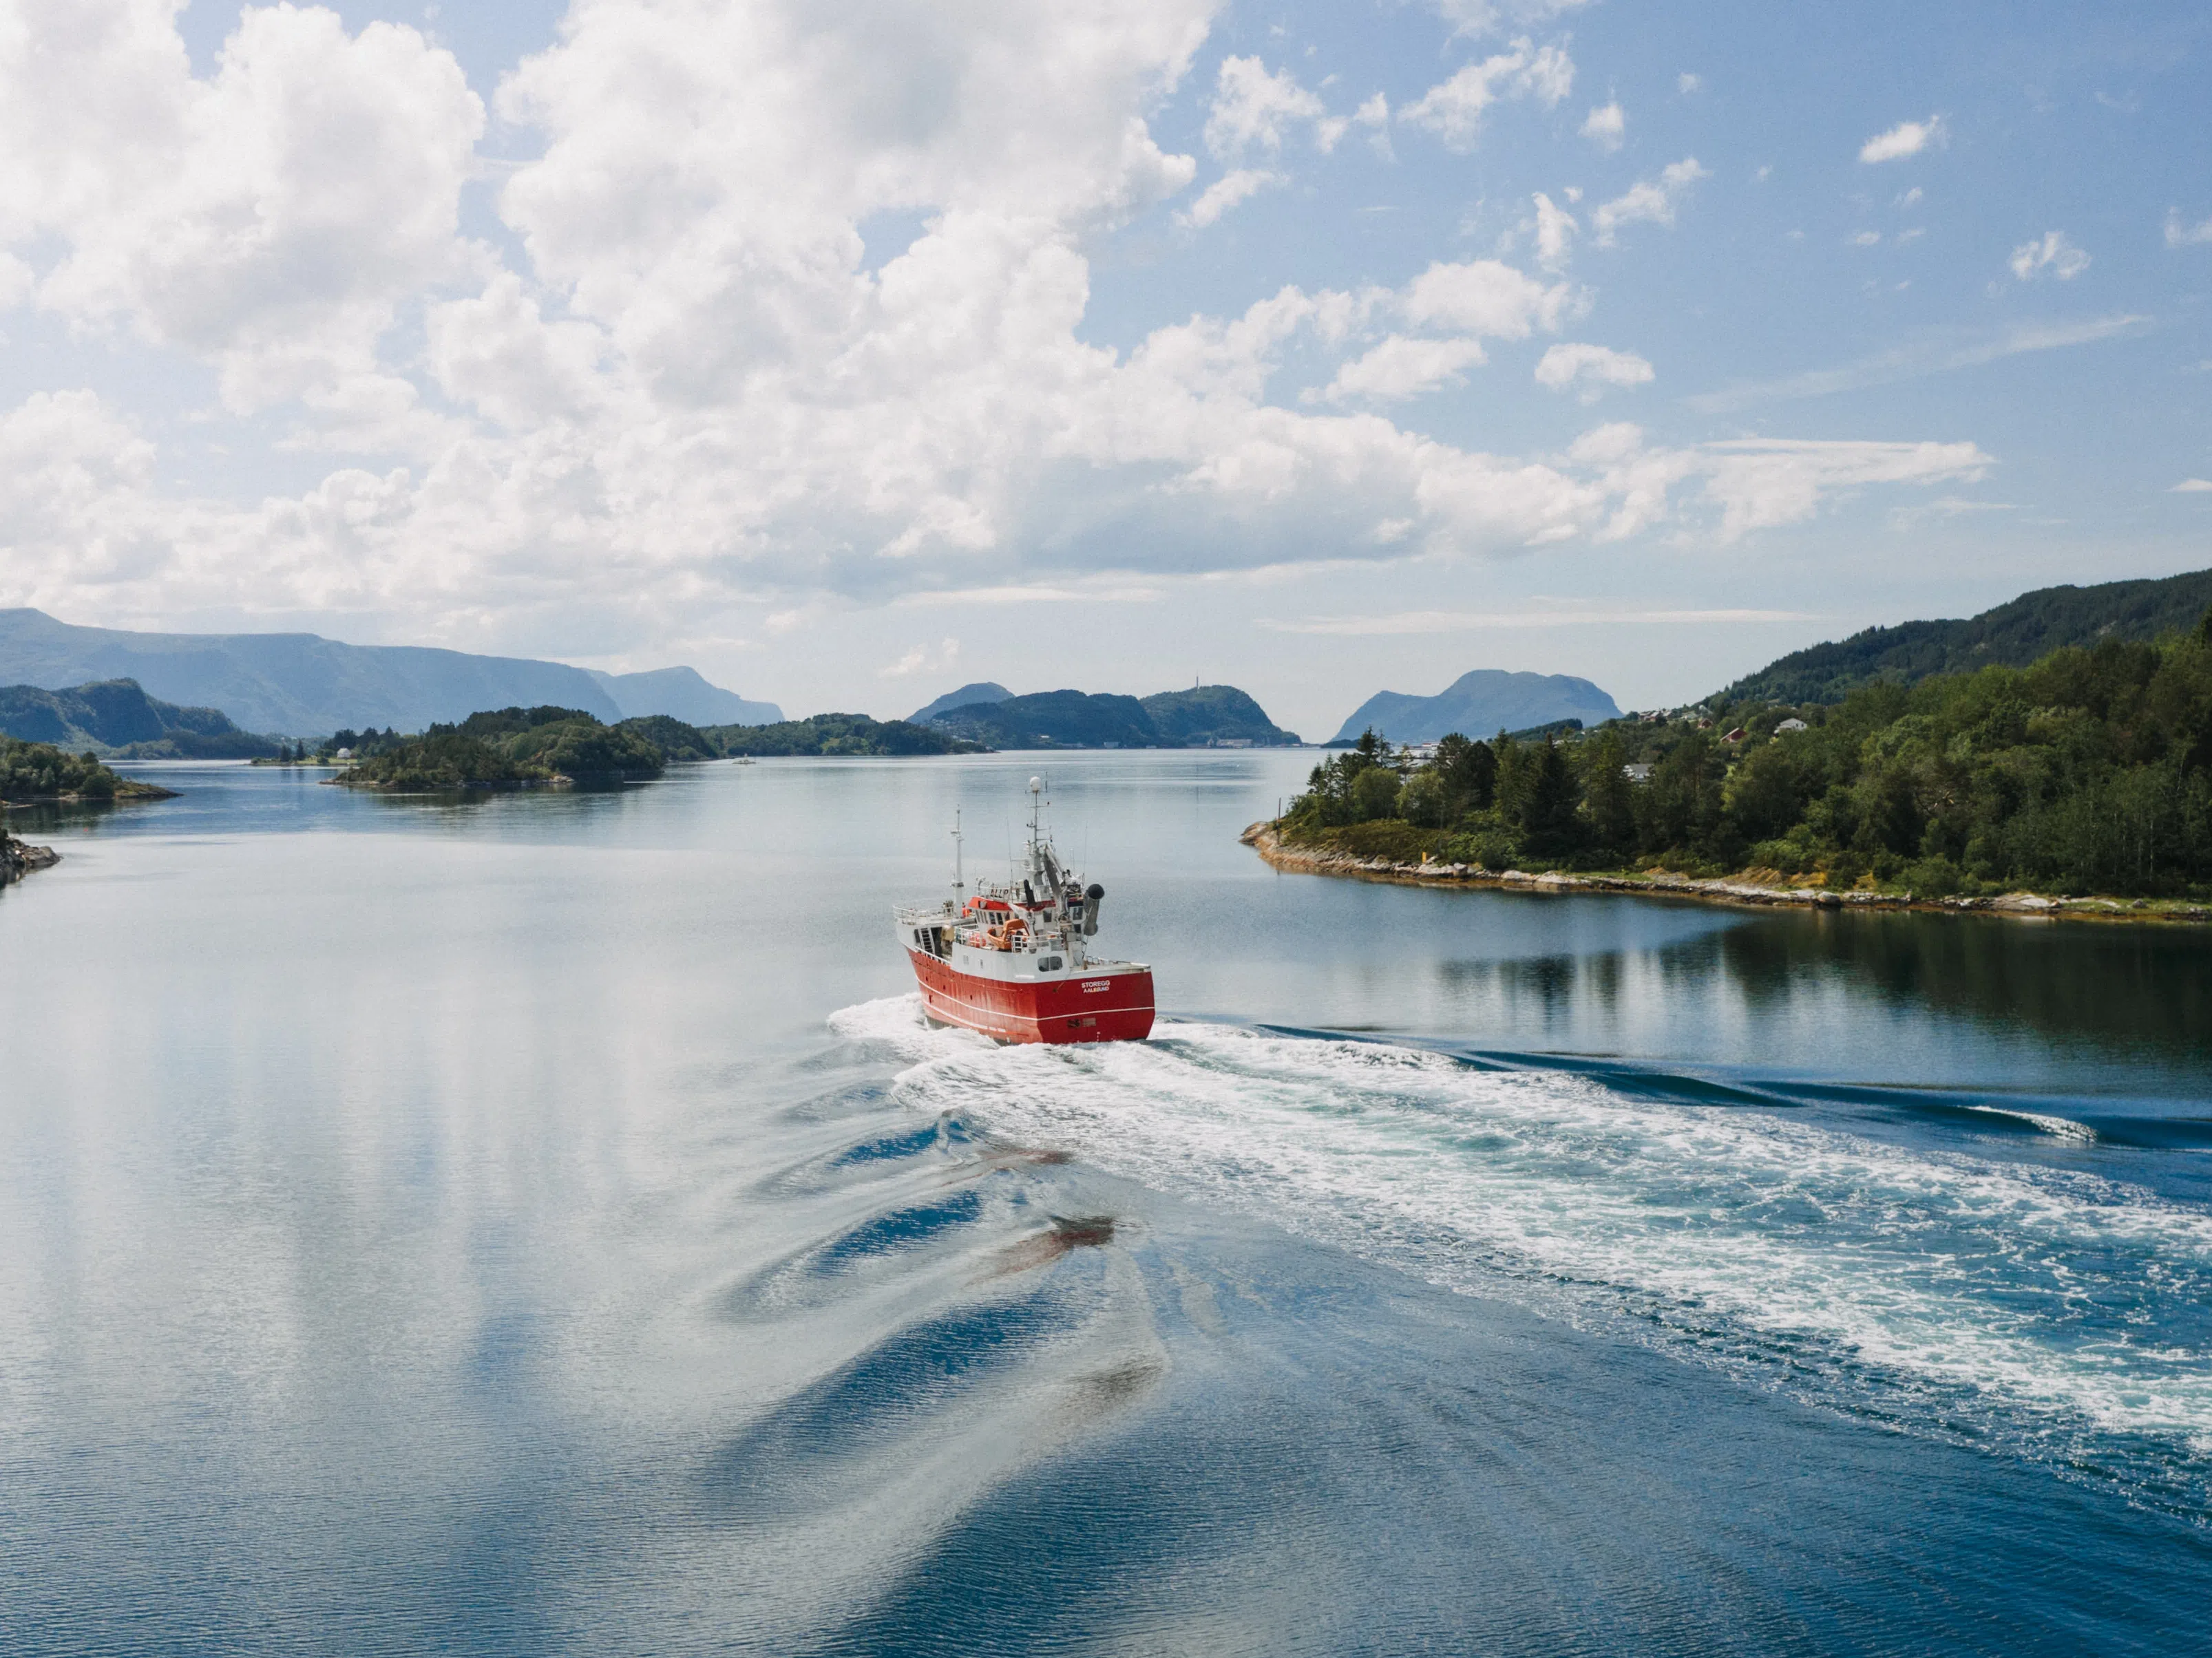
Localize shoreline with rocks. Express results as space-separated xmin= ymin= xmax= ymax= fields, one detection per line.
xmin=0 ymin=836 xmax=61 ymax=889
xmin=1241 ymin=822 xmax=2212 ymax=926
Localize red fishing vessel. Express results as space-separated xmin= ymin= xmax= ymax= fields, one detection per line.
xmin=896 ymin=777 xmax=1155 ymax=1045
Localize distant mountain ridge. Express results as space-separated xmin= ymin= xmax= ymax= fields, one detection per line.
xmin=587 ymin=666 xmax=782 ymax=726
xmin=0 ymin=609 xmax=776 ymax=736
xmin=0 ymin=679 xmax=277 ymax=758
xmin=1716 ymin=566 xmax=2212 ymax=705
xmin=908 ymin=682 xmax=1013 ymax=723
xmin=923 ymin=685 xmax=1300 ymax=747
xmin=1330 ymin=671 xmax=1621 ymax=745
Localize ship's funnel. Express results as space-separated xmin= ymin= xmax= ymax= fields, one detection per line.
xmin=1083 ymin=882 xmax=1104 ymax=937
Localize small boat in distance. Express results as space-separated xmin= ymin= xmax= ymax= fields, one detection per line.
xmin=895 ymin=778 xmax=1155 ymax=1045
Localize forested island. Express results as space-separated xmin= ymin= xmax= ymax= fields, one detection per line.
xmin=336 ymin=705 xmax=668 ymax=789
xmin=0 ymin=737 xmax=176 ymax=806
xmin=284 ymin=707 xmax=976 ymax=783
xmin=1265 ymin=614 xmax=2212 ymax=914
xmin=704 ymin=713 xmax=983 ymax=756
xmin=919 ymin=684 xmax=1300 ymax=748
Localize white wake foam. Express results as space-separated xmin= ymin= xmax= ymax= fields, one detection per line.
xmin=1966 ymin=1103 xmax=2101 ymax=1142
xmin=831 ymin=996 xmax=2212 ymax=1469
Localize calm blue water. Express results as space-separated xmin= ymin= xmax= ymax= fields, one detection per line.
xmin=2 ymin=754 xmax=2209 ymax=1655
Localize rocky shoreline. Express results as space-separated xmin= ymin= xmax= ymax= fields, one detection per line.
xmin=326 ymin=771 xmax=656 ymax=791
xmin=0 ymin=781 xmax=178 ymax=805
xmin=0 ymin=835 xmax=61 ymax=889
xmin=1241 ymin=822 xmax=2212 ymax=926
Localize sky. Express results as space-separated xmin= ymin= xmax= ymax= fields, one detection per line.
xmin=1 ymin=0 xmax=2209 ymax=738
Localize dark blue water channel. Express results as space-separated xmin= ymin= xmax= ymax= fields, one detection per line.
xmin=2 ymin=754 xmax=2209 ymax=1655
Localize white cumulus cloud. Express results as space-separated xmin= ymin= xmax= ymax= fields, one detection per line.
xmin=1698 ymin=437 xmax=1990 ymax=540
xmin=1318 ymin=335 xmax=1488 ymax=403
xmin=1860 ymin=114 xmax=1946 ymax=164
xmin=1401 ymin=37 xmax=1574 ymax=151
xmin=879 ymin=636 xmax=961 ymax=678
xmin=1353 ymin=92 xmax=1393 ymax=158
xmin=2 ymin=2 xmax=484 ymax=417
xmin=0 ymin=0 xmax=2005 ymax=645
xmin=1181 ymin=56 xmax=1343 ymax=227
xmin=1179 ymin=169 xmax=1282 ymax=228
xmin=2009 ymin=231 xmax=2089 ymax=281
xmin=1204 ymin=56 xmax=1342 ymax=160
xmin=1580 ymin=101 xmax=1624 ymax=151
xmin=2165 ymin=210 xmax=2212 ymax=248
xmin=1535 ymin=342 xmax=1654 ymax=399
xmin=1552 ymin=425 xmax=1986 ymax=545
xmin=1300 ymin=255 xmax=1579 ymax=403
xmin=1402 ymin=257 xmax=1574 ymax=336
xmin=1531 ymin=192 xmax=1578 ymax=268
xmin=1426 ymin=0 xmax=1594 ymax=36
xmin=1592 ymin=158 xmax=1708 ymax=245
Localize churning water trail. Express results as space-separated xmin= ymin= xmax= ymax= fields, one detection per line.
xmin=832 ymin=996 xmax=2212 ymax=1518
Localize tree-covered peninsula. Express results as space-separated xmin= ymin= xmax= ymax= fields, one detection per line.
xmin=1278 ymin=615 xmax=2212 ymax=904
xmin=338 ymin=706 xmax=668 ymax=789
xmin=319 ymin=704 xmax=970 ymax=784
xmin=702 ymin=713 xmax=984 ymax=756
xmin=0 ymin=737 xmax=176 ymax=805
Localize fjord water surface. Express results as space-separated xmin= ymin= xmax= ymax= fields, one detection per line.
xmin=2 ymin=754 xmax=2209 ymax=1655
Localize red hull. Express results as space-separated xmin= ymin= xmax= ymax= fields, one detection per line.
xmin=908 ymin=948 xmax=1155 ymax=1045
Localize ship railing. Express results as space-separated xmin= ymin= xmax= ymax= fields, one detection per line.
xmin=894 ymin=902 xmax=1083 ymax=929
xmin=957 ymin=927 xmax=1081 ymax=951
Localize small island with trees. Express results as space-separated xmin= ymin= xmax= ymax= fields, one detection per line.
xmin=332 ymin=705 xmax=668 ymax=789
xmin=1254 ymin=610 xmax=2212 ymax=922
xmin=1 ymin=737 xmax=178 ymax=886
xmin=1 ymin=737 xmax=177 ymax=807
xmin=704 ymin=712 xmax=983 ymax=756
xmin=315 ymin=704 xmax=980 ymax=787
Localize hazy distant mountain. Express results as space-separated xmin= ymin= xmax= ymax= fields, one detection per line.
xmin=0 ymin=679 xmax=277 ymax=758
xmin=1330 ymin=670 xmax=1621 ymax=745
xmin=925 ymin=684 xmax=1298 ymax=747
xmin=587 ymin=666 xmax=781 ymax=725
xmin=1714 ymin=566 xmax=2212 ymax=705
xmin=908 ymin=681 xmax=1013 ymax=723
xmin=0 ymin=609 xmax=772 ymax=737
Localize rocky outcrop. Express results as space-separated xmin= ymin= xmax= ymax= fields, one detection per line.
xmin=0 ymin=834 xmax=60 ymax=887
xmin=1239 ymin=822 xmax=2212 ymax=926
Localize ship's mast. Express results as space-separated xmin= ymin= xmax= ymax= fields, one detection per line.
xmin=951 ymin=807 xmax=963 ymax=895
